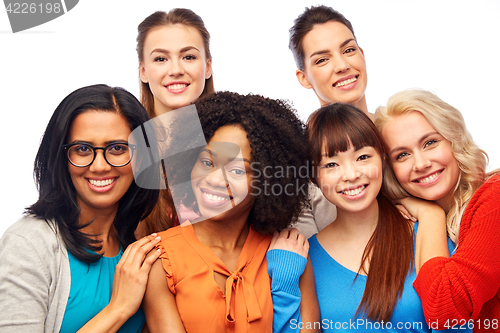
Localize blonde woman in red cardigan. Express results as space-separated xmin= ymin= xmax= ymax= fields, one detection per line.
xmin=374 ymin=89 xmax=500 ymax=332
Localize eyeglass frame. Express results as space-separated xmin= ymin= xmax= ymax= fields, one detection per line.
xmin=62 ymin=142 xmax=137 ymax=168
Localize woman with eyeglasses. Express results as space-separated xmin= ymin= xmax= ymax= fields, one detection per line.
xmin=0 ymin=84 xmax=160 ymax=333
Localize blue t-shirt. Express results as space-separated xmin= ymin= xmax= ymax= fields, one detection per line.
xmin=309 ymin=223 xmax=470 ymax=332
xmin=60 ymin=249 xmax=145 ymax=333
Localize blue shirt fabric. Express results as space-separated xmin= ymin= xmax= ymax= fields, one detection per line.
xmin=60 ymin=249 xmax=145 ymax=333
xmin=309 ymin=223 xmax=470 ymax=332
xmin=267 ymin=249 xmax=307 ymax=332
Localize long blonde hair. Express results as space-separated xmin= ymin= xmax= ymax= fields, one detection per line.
xmin=374 ymin=89 xmax=489 ymax=244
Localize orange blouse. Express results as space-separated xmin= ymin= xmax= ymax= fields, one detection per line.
xmin=157 ymin=222 xmax=273 ymax=333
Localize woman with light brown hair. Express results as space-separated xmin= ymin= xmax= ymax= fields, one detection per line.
xmin=135 ymin=8 xmax=214 ymax=236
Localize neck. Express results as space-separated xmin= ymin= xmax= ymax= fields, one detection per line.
xmin=352 ymin=95 xmax=369 ymax=116
xmin=436 ymin=189 xmax=455 ymax=215
xmin=333 ymin=200 xmax=379 ymax=240
xmin=153 ymin=98 xmax=173 ymax=116
xmin=78 ymin=202 xmax=120 ymax=256
xmin=193 ymin=214 xmax=250 ymax=251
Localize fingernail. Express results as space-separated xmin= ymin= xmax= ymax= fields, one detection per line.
xmin=155 ymin=236 xmax=161 ymax=241
xmin=157 ymin=248 xmax=161 ymax=252
xmin=151 ymin=233 xmax=157 ymax=237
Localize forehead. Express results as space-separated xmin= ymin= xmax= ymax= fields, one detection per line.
xmin=68 ymin=111 xmax=131 ymax=142
xmin=302 ymin=21 xmax=355 ymax=55
xmin=143 ymin=24 xmax=205 ymax=51
xmin=208 ymin=125 xmax=251 ymax=158
xmin=382 ymin=111 xmax=435 ymax=146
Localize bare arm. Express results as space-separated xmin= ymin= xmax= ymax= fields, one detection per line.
xmin=142 ymin=258 xmax=186 ymax=333
xmin=396 ymin=197 xmax=449 ymax=272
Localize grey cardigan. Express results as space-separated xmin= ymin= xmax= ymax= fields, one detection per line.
xmin=0 ymin=216 xmax=70 ymax=332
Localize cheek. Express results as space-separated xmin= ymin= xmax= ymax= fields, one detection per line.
xmin=122 ymin=165 xmax=134 ymax=184
xmin=391 ymin=163 xmax=410 ymax=184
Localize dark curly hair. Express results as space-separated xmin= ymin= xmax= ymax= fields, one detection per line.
xmin=164 ymin=91 xmax=309 ymax=234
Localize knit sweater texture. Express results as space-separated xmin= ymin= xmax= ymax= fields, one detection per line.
xmin=413 ymin=174 xmax=500 ymax=332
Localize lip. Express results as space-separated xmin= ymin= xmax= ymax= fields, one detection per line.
xmin=86 ymin=177 xmax=118 ymax=193
xmin=165 ymin=81 xmax=189 ymax=94
xmin=411 ymin=169 xmax=443 ymax=186
xmin=337 ymin=184 xmax=368 ymax=200
xmin=333 ymin=74 xmax=359 ymax=90
xmin=199 ymin=187 xmax=232 ymax=208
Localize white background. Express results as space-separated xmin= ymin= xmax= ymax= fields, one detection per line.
xmin=1 ymin=0 xmax=499 ymax=236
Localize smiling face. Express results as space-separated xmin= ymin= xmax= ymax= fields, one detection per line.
xmin=190 ymin=125 xmax=254 ymax=222
xmin=296 ymin=21 xmax=367 ymax=112
xmin=139 ymin=24 xmax=212 ymax=116
xmin=67 ymin=111 xmax=134 ymax=216
xmin=316 ymin=143 xmax=382 ymax=215
xmin=382 ymin=111 xmax=460 ymax=211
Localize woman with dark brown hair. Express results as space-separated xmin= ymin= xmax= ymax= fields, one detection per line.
xmin=306 ymin=102 xmax=464 ymax=331
xmin=135 ymin=8 xmax=214 ymax=236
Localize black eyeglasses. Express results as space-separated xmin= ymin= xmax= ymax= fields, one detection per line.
xmin=63 ymin=142 xmax=137 ymax=168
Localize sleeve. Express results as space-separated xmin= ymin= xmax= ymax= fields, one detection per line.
xmin=0 ymin=232 xmax=52 ymax=332
xmin=413 ymin=178 xmax=500 ymax=327
xmin=267 ymin=249 xmax=307 ymax=333
xmin=156 ymin=238 xmax=177 ymax=295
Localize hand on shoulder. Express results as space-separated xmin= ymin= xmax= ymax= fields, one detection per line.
xmin=268 ymin=228 xmax=309 ymax=259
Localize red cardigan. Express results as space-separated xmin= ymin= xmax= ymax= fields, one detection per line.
xmin=413 ymin=174 xmax=500 ymax=332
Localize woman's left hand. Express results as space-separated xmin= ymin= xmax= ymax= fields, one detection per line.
xmin=394 ymin=196 xmax=445 ymax=224
xmin=268 ymin=228 xmax=309 ymax=259
xmin=76 ymin=233 xmax=162 ymax=333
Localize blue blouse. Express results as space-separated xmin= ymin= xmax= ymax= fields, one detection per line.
xmin=60 ymin=248 xmax=145 ymax=333
xmin=308 ymin=223 xmax=470 ymax=332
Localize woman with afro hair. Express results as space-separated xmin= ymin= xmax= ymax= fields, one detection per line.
xmin=142 ymin=91 xmax=319 ymax=332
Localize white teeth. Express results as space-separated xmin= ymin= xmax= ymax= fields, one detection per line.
xmin=167 ymin=83 xmax=187 ymax=90
xmin=203 ymin=192 xmax=229 ymax=201
xmin=341 ymin=185 xmax=365 ymax=196
xmin=418 ymin=172 xmax=440 ymax=183
xmin=89 ymin=179 xmax=115 ymax=187
xmin=335 ymin=76 xmax=357 ymax=87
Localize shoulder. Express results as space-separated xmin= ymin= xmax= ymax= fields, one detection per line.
xmin=467 ymin=174 xmax=500 ymax=212
xmin=482 ymin=174 xmax=500 ymax=193
xmin=157 ymin=224 xmax=184 ymax=242
xmin=1 ymin=215 xmax=66 ymax=258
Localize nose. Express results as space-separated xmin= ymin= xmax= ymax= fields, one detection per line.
xmin=412 ymin=151 xmax=432 ymax=171
xmin=89 ymin=150 xmax=112 ymax=173
xmin=333 ymin=55 xmax=350 ymax=74
xmin=168 ymin=59 xmax=185 ymax=76
xmin=205 ymin=168 xmax=229 ymax=189
xmin=341 ymin=163 xmax=361 ymax=182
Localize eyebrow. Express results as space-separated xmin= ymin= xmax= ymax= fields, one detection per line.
xmin=201 ymin=148 xmax=251 ymax=164
xmin=389 ymin=131 xmax=440 ymax=155
xmin=309 ymin=38 xmax=356 ymax=59
xmin=68 ymin=140 xmax=128 ymax=145
xmin=150 ymin=46 xmax=200 ymax=56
